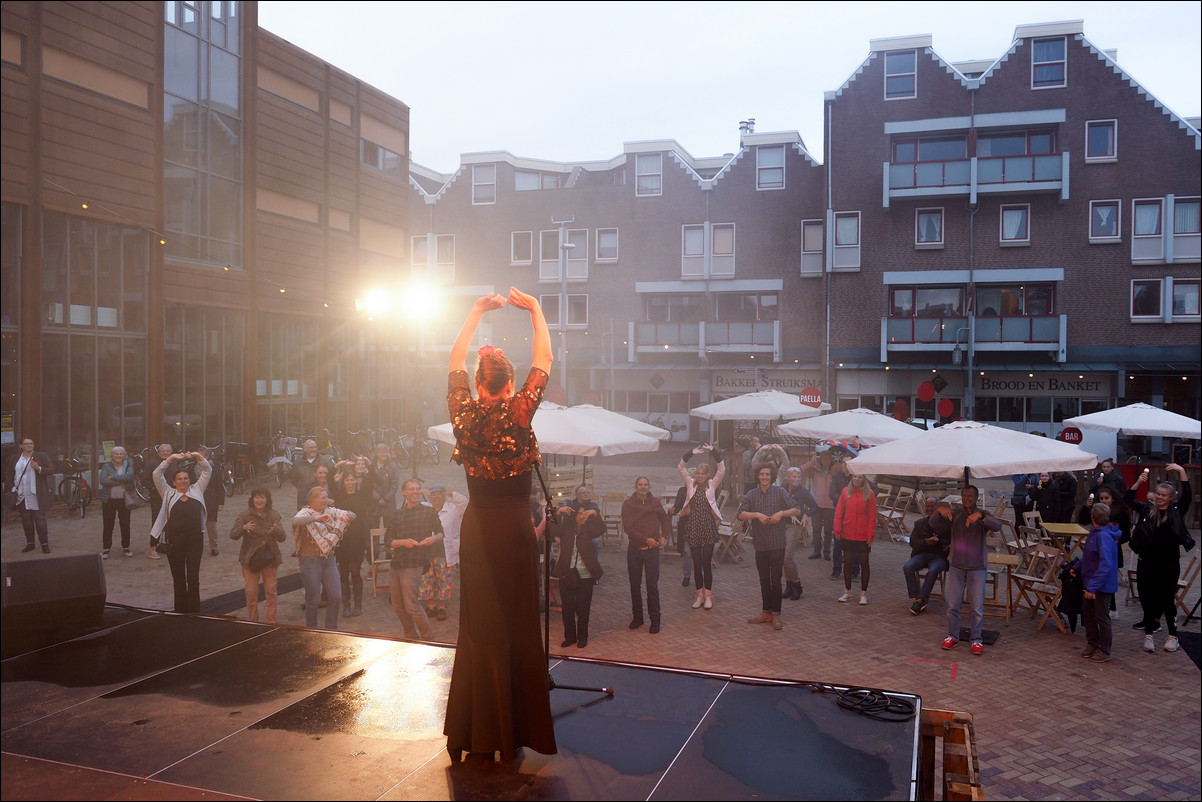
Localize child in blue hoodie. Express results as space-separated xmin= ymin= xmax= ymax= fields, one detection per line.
xmin=1077 ymin=503 xmax=1120 ymax=662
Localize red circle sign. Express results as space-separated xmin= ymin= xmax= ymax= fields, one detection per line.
xmin=916 ymin=381 xmax=936 ymax=403
xmin=798 ymin=389 xmax=824 ymax=408
xmin=1058 ymin=426 xmax=1083 ymax=444
xmin=937 ymin=398 xmax=954 ymax=418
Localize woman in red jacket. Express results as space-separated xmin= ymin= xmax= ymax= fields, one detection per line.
xmin=834 ymin=474 xmax=878 ymax=605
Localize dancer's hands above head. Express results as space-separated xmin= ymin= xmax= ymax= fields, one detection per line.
xmin=473 ymin=293 xmax=507 ymax=314
xmin=507 ymin=287 xmax=538 ymax=310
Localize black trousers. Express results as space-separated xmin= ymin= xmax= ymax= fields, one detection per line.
xmin=167 ymin=529 xmax=204 ymax=613
xmin=1138 ymin=559 xmax=1180 ymax=636
xmin=627 ymin=546 xmax=661 ymax=623
xmin=755 ymin=548 xmax=785 ymax=613
xmin=18 ymin=504 xmax=49 ymax=546
xmin=559 ymin=573 xmax=595 ymax=642
xmin=102 ymin=499 xmax=131 ymax=549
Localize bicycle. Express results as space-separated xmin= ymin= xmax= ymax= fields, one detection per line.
xmin=266 ymin=432 xmax=296 ymax=489
xmin=200 ymin=443 xmax=234 ymax=497
xmin=130 ymin=446 xmax=156 ymax=502
xmin=226 ymin=441 xmax=255 ymax=494
xmin=57 ymin=456 xmax=92 ymax=519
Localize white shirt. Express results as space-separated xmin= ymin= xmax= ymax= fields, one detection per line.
xmin=436 ymin=490 xmax=469 ymax=567
xmin=14 ymin=454 xmax=38 ymax=510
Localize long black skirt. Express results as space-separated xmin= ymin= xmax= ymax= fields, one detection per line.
xmin=443 ymin=472 xmax=556 ymax=756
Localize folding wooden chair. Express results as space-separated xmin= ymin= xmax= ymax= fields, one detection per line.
xmin=1010 ymin=544 xmax=1065 ymax=633
xmin=882 ymin=486 xmax=916 ymax=543
xmin=369 ymin=528 xmax=390 ymax=597
xmin=600 ymin=492 xmax=626 ymax=546
xmin=1175 ymin=555 xmax=1200 ymax=618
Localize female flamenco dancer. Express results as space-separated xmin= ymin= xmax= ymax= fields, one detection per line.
xmin=442 ymin=287 xmax=557 ymax=763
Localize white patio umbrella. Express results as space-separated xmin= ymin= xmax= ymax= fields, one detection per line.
xmin=427 ymin=401 xmax=662 ymax=458
xmin=778 ymin=407 xmax=924 ymax=446
xmin=568 ymin=404 xmax=672 ymax=441
xmin=845 ymin=419 xmax=1099 ymax=482
xmin=1063 ymin=402 xmax=1202 ymax=440
xmin=690 ymin=390 xmax=831 ymax=422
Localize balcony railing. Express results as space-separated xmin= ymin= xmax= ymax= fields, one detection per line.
xmin=883 ymin=153 xmax=1069 ymax=206
xmin=632 ymin=320 xmax=780 ymax=360
xmin=882 ymin=314 xmax=1067 ymax=361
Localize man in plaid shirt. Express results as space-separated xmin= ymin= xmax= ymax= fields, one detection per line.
xmin=737 ymin=464 xmax=809 ymax=631
xmin=387 ymin=478 xmax=443 ymax=640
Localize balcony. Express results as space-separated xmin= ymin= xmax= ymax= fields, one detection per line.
xmin=881 ymin=314 xmax=1066 ymax=361
xmin=632 ymin=320 xmax=780 ymax=361
xmin=883 ymin=154 xmax=1069 ymax=207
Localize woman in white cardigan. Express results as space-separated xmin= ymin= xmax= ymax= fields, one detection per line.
xmin=676 ymin=443 xmax=726 ymax=610
xmin=150 ymin=452 xmax=211 ymax=613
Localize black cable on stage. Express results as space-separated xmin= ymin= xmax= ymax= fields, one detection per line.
xmin=807 ymin=683 xmax=917 ymax=722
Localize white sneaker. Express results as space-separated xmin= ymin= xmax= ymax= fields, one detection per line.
xmin=1143 ymin=634 xmax=1155 ymax=652
xmin=101 ymin=549 xmax=110 ymax=559
xmin=859 ymin=594 xmax=869 ymax=606
xmin=837 ymin=592 xmax=850 ymax=603
xmin=1164 ymin=636 xmax=1180 ymax=652
xmin=1108 ymin=610 xmax=1119 ymax=620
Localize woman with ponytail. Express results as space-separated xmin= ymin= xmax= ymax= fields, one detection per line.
xmin=442 ymin=288 xmax=557 ymax=763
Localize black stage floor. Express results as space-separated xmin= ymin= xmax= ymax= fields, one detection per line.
xmin=1 ymin=607 xmax=920 ymax=801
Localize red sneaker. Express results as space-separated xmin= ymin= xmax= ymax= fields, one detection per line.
xmin=971 ymin=642 xmax=984 ymax=655
xmin=941 ymin=636 xmax=958 ymax=650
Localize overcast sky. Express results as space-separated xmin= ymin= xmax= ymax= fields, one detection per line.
xmin=259 ymin=1 xmax=1201 ymax=174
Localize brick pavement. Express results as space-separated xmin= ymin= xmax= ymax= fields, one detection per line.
xmin=3 ymin=452 xmax=1199 ymax=801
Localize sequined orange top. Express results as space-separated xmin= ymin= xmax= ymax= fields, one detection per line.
xmin=448 ymin=367 xmax=548 ymax=480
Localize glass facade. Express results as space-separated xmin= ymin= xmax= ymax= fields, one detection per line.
xmin=163 ymin=303 xmax=245 ymax=453
xmin=164 ymin=0 xmax=243 ymax=267
xmin=1 ymin=203 xmax=20 ymax=446
xmin=40 ymin=212 xmax=149 ymax=467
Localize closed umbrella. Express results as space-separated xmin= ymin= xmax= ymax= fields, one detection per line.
xmin=1063 ymin=402 xmax=1201 ymax=440
xmin=778 ymin=407 xmax=923 ymax=446
xmin=690 ymin=390 xmax=830 ymax=422
xmin=845 ymin=419 xmax=1098 ymax=482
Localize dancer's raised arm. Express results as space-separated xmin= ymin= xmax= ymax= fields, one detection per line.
xmin=507 ymin=286 xmax=552 ymax=375
xmin=449 ymin=292 xmax=506 ymax=374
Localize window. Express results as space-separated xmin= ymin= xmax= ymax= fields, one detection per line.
xmin=596 ymin=228 xmax=618 ymax=261
xmin=888 ymin=287 xmax=966 ymax=318
xmin=1089 ymin=200 xmax=1120 ymax=241
xmin=515 ymin=170 xmax=560 ymax=191
xmin=1174 ymin=197 xmax=1201 ymax=235
xmin=472 ymin=164 xmax=495 ymax=205
xmin=636 ymin=153 xmax=662 ymax=197
xmin=884 ymin=50 xmax=917 ymax=99
xmin=646 ymin=294 xmax=702 ymax=323
xmin=975 ymin=284 xmax=1055 ymax=316
xmin=361 ymin=140 xmax=403 ymax=177
xmin=800 ymin=219 xmax=823 ymax=275
xmin=683 ymin=225 xmax=704 ymax=257
xmin=977 ymin=130 xmax=1055 ymax=157
xmin=915 ymin=208 xmax=943 ymax=247
xmin=1000 ymin=204 xmax=1030 ymax=245
xmin=682 ymin=224 xmax=734 ymax=256
xmin=410 ymin=235 xmax=453 ymax=267
xmin=714 ymin=293 xmax=778 ymax=322
xmin=1032 ymin=36 xmax=1066 ymax=88
xmin=756 ymin=145 xmax=784 ymax=190
xmin=712 ymin=223 xmax=734 ymax=256
xmin=436 ymin=235 xmax=455 ymax=265
xmin=1173 ymin=279 xmax=1200 ymax=318
xmin=511 ymin=231 xmax=532 ymax=264
xmin=893 ymin=137 xmax=968 ymax=163
xmin=1131 ymin=279 xmax=1162 ymax=319
xmin=1085 ymin=120 xmax=1117 ymax=161
xmin=1134 ymin=199 xmax=1162 ymax=236
xmin=833 ymin=211 xmax=860 ymax=270
xmin=566 ymin=229 xmax=587 ymax=279
xmin=539 ymin=294 xmax=588 ymax=327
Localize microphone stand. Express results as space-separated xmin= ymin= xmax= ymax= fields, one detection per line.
xmin=534 ymin=463 xmax=614 ymax=697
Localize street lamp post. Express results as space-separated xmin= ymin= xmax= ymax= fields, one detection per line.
xmin=553 ymin=216 xmax=574 ymax=392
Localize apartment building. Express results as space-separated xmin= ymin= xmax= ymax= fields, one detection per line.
xmin=1 ymin=1 xmax=412 ymax=467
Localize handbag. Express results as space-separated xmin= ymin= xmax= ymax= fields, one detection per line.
xmin=248 ymin=542 xmax=274 ymax=573
xmin=156 ymin=533 xmax=173 ymax=557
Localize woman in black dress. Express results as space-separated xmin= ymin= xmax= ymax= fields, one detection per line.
xmin=443 ymin=287 xmax=556 ymax=762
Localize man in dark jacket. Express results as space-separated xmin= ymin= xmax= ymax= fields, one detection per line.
xmin=903 ymin=496 xmax=952 ymax=614
xmin=621 ymin=477 xmax=671 ymax=634
xmin=552 ymin=505 xmax=605 ymax=649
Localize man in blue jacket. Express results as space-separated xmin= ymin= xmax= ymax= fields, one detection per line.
xmin=1076 ymin=503 xmax=1120 ymax=663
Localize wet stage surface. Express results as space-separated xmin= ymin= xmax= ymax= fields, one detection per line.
xmin=2 ymin=607 xmax=920 ymax=800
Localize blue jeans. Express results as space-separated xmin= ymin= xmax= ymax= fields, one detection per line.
xmin=946 ymin=565 xmax=985 ymax=643
xmin=903 ymin=553 xmax=948 ymax=601
xmin=299 ymin=554 xmax=342 ymax=630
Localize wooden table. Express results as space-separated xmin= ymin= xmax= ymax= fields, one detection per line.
xmin=1040 ymin=521 xmax=1089 ymax=561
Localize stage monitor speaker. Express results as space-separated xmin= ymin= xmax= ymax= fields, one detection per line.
xmin=2 ymin=553 xmax=107 ymax=632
